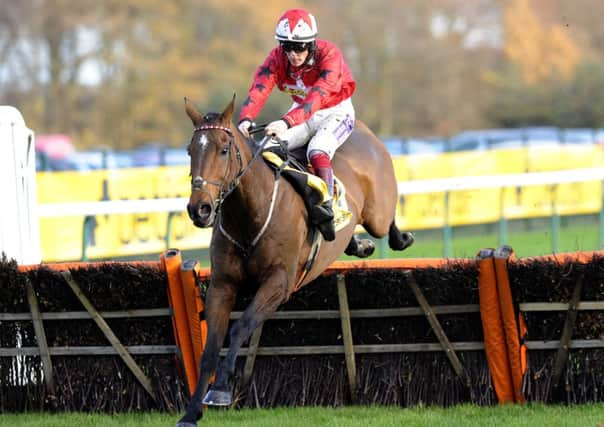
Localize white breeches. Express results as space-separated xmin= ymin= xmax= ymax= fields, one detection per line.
xmin=280 ymin=97 xmax=355 ymax=160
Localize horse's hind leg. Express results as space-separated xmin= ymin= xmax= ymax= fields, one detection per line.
xmin=176 ymin=283 xmax=236 ymax=427
xmin=203 ymin=269 xmax=287 ymax=407
xmin=345 ymin=235 xmax=375 ymax=258
xmin=388 ymin=221 xmax=414 ymax=251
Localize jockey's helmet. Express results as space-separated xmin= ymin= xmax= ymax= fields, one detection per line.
xmin=275 ymin=9 xmax=318 ymax=43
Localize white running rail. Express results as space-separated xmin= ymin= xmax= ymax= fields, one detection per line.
xmin=37 ymin=167 xmax=604 ymax=218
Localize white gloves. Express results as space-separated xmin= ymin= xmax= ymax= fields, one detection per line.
xmin=239 ymin=119 xmax=288 ymax=139
xmin=238 ymin=119 xmax=252 ymax=138
xmin=265 ymin=119 xmax=288 ymax=139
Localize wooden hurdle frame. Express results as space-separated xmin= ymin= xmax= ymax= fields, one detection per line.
xmin=4 ymin=249 xmax=603 ymax=406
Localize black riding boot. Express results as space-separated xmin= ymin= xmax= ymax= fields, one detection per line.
xmin=313 ymin=167 xmax=336 ymax=241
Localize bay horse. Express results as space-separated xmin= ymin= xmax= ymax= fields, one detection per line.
xmin=176 ymin=96 xmax=413 ymax=426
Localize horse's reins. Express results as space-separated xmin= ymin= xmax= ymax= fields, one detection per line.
xmin=191 ymin=123 xmax=280 ymax=255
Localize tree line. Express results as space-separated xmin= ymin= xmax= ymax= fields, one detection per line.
xmin=2 ymin=0 xmax=604 ymax=151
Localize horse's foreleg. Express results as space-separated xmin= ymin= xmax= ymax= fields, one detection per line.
xmin=388 ymin=221 xmax=415 ymax=251
xmin=203 ymin=269 xmax=288 ymax=407
xmin=176 ymin=283 xmax=236 ymax=427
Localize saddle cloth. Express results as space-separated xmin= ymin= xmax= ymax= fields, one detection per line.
xmin=262 ymin=151 xmax=352 ymax=232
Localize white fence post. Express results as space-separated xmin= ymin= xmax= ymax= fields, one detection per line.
xmin=0 ymin=106 xmax=41 ymax=264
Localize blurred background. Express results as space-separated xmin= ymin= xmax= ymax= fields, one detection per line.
xmin=4 ymin=0 xmax=604 ymax=154
xmin=2 ymin=0 xmax=604 ymax=263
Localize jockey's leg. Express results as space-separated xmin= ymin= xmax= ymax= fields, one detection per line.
xmin=280 ymin=121 xmax=312 ymax=150
xmin=306 ymin=100 xmax=355 ymax=241
xmin=308 ymin=150 xmax=336 ymax=241
xmin=309 ymin=150 xmax=334 ymax=196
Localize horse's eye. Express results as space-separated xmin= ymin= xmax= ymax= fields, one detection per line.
xmin=221 ymin=146 xmax=229 ymax=155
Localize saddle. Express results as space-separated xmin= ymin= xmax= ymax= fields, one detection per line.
xmin=262 ymin=146 xmax=352 ymax=237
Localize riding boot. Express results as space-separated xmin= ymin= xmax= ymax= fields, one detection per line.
xmin=312 ymin=166 xmax=336 ymax=241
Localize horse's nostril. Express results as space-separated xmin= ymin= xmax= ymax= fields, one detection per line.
xmin=199 ymin=204 xmax=212 ymax=217
xmin=188 ymin=201 xmax=214 ymax=226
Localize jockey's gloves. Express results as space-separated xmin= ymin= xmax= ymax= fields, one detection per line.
xmin=238 ymin=119 xmax=252 ymax=138
xmin=265 ymin=119 xmax=288 ymax=139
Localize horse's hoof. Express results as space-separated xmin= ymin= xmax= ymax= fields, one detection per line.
xmin=359 ymin=239 xmax=375 ymax=257
xmin=390 ymin=230 xmax=414 ymax=251
xmin=175 ymin=423 xmax=197 ymax=427
xmin=401 ymin=232 xmax=415 ymax=250
xmin=202 ymin=388 xmax=232 ymax=406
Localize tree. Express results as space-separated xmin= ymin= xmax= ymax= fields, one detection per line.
xmin=5 ymin=0 xmax=604 ymax=150
xmin=0 ymin=0 xmax=299 ymax=149
xmin=314 ymin=0 xmax=504 ymax=136
xmin=0 ymin=0 xmax=102 ymax=135
xmin=485 ymin=0 xmax=604 ymax=128
xmin=503 ymin=0 xmax=581 ymax=84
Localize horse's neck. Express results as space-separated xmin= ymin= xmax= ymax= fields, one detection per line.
xmin=220 ymin=140 xmax=276 ymax=233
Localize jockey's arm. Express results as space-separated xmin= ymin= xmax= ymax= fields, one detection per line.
xmin=239 ymin=50 xmax=279 ymax=124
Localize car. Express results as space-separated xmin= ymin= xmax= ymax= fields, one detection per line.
xmin=65 ymin=151 xmax=106 ymax=170
xmin=558 ymin=128 xmax=602 ymax=145
xmin=36 ymin=151 xmax=82 ymax=171
xmin=446 ymin=127 xmax=562 ymax=152
xmin=129 ymin=142 xmax=167 ymax=167
xmin=382 ymin=137 xmax=446 ymax=156
xmin=164 ymin=147 xmax=190 ymax=166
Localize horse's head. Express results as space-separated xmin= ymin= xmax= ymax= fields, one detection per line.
xmin=185 ymin=95 xmax=241 ymax=228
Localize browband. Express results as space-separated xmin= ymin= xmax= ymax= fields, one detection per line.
xmin=194 ymin=124 xmax=233 ymax=135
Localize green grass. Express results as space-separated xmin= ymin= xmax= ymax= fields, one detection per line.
xmin=110 ymin=215 xmax=603 ymax=266
xmin=2 ymin=404 xmax=603 ymax=427
xmin=345 ymin=216 xmax=603 ymax=261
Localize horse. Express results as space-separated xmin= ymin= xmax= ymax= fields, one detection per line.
xmin=176 ymin=95 xmax=414 ymax=426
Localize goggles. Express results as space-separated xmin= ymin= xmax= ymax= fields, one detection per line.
xmin=280 ymin=41 xmax=309 ymax=53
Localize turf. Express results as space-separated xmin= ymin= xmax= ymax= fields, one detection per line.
xmin=111 ymin=216 xmax=603 ymax=266
xmin=2 ymin=403 xmax=603 ymax=427
xmin=350 ymin=217 xmax=603 ymax=260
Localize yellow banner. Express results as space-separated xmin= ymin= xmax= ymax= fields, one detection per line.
xmin=38 ymin=145 xmax=604 ymax=261
xmin=395 ymin=145 xmax=604 ymax=230
xmin=38 ymin=167 xmax=212 ymax=262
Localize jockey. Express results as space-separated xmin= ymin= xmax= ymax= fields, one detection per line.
xmin=238 ymin=8 xmax=355 ymax=242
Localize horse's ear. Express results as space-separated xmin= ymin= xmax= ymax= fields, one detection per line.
xmin=184 ymin=97 xmax=203 ymax=126
xmin=221 ymin=93 xmax=236 ymax=124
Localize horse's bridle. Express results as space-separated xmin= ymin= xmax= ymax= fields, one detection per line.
xmin=190 ymin=124 xmax=242 ymax=210
xmin=190 ymin=124 xmax=279 ymax=255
